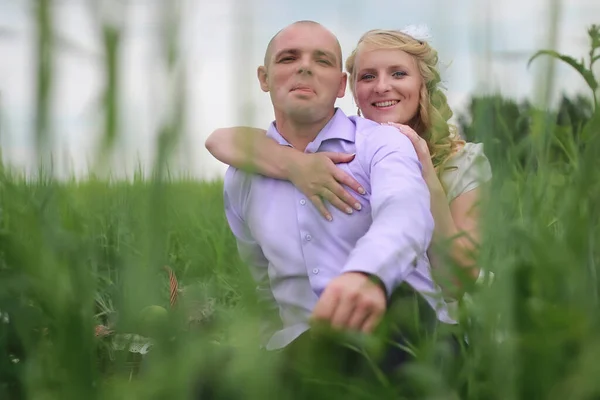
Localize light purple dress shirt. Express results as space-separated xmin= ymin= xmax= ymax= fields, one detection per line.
xmin=224 ymin=109 xmax=455 ymax=350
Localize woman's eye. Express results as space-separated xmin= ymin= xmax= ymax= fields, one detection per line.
xmin=392 ymin=71 xmax=407 ymax=78
xmin=360 ymin=74 xmax=375 ymax=80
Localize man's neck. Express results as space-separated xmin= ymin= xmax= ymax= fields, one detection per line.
xmin=274 ymin=109 xmax=336 ymax=151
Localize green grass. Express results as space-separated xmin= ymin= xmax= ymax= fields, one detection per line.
xmin=0 ymin=101 xmax=598 ymax=398
xmin=1 ymin=2 xmax=599 ymax=398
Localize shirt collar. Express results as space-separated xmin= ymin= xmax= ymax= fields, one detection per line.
xmin=265 ymin=108 xmax=356 ymax=152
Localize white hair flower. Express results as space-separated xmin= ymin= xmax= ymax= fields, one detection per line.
xmin=399 ymin=24 xmax=432 ymax=42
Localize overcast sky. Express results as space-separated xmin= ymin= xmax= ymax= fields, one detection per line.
xmin=0 ymin=0 xmax=598 ymax=179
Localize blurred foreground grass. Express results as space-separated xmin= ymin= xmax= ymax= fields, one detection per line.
xmin=0 ymin=94 xmax=598 ymax=399
xmin=0 ymin=2 xmax=599 ymax=397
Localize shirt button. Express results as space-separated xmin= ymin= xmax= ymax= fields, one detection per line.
xmin=300 ymin=199 xmax=306 ymax=205
xmin=312 ymin=268 xmax=319 ymax=275
xmin=305 ymin=234 xmax=312 ymax=241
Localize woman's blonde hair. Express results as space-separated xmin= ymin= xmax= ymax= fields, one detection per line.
xmin=345 ymin=29 xmax=464 ymax=169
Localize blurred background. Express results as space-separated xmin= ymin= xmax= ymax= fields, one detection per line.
xmin=0 ymin=0 xmax=598 ymax=180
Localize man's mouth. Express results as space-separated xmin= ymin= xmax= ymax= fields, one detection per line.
xmin=372 ymin=100 xmax=399 ymax=108
xmin=291 ymin=85 xmax=314 ymax=94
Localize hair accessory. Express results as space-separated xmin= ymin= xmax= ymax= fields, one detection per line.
xmin=398 ymin=24 xmax=432 ymax=42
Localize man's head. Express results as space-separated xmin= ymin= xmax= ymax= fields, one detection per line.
xmin=258 ymin=21 xmax=347 ymax=125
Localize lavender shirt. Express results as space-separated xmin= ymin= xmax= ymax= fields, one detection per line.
xmin=224 ymin=109 xmax=455 ymax=350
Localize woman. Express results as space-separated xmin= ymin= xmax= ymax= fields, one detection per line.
xmin=205 ymin=28 xmax=492 ymax=297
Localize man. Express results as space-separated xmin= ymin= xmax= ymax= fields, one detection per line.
xmin=223 ymin=20 xmax=453 ymax=374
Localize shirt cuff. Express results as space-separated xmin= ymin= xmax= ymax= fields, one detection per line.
xmin=341 ymin=263 xmax=401 ymax=299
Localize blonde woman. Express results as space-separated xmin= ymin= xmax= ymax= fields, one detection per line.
xmin=206 ymin=27 xmax=492 ymax=296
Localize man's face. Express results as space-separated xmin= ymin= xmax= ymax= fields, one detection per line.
xmin=258 ymin=24 xmax=347 ymax=124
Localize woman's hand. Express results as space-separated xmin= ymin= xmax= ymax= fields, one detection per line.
xmin=287 ymin=151 xmax=365 ymax=221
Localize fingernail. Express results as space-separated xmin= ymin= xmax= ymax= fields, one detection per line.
xmin=346 ymin=208 xmax=353 ymax=214
xmin=358 ymin=187 xmax=366 ymax=194
xmin=326 ymin=215 xmax=333 ymax=221
xmin=354 ymin=203 xmax=362 ymax=210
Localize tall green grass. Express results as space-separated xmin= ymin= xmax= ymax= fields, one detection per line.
xmin=1 ymin=3 xmax=599 ymax=399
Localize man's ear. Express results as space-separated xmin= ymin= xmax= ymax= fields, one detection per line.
xmin=337 ymin=72 xmax=348 ymax=99
xmin=257 ymin=66 xmax=269 ymax=92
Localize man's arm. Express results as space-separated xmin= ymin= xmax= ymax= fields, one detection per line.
xmin=341 ymin=125 xmax=434 ymax=294
xmin=311 ymin=126 xmax=434 ymax=333
xmin=223 ymin=169 xmax=281 ymax=343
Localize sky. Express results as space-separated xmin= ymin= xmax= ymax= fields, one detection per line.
xmin=0 ymin=0 xmax=598 ymax=179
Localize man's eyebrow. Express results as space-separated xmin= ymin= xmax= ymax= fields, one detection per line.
xmin=272 ymin=48 xmax=339 ymax=66
xmin=315 ymin=50 xmax=338 ymax=63
xmin=274 ymin=48 xmax=299 ymax=59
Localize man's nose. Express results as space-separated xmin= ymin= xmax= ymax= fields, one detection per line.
xmin=297 ymin=56 xmax=313 ymax=75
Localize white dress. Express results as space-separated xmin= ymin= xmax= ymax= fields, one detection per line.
xmin=438 ymin=142 xmax=492 ymax=203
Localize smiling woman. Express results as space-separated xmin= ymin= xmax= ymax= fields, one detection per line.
xmin=351 ymin=48 xmax=422 ymax=130
xmin=345 ymin=29 xmax=462 ymax=168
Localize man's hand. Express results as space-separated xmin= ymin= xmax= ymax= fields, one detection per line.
xmin=310 ymin=272 xmax=386 ymax=333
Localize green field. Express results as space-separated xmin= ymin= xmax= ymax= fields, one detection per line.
xmin=1 ymin=7 xmax=599 ymax=399
xmin=1 ymin=93 xmax=598 ymax=398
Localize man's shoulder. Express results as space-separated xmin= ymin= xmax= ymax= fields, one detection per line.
xmin=349 ymin=115 xmax=381 ymax=134
xmin=224 ymin=166 xmax=254 ymax=195
xmin=350 ymin=116 xmax=414 ymax=154
xmin=223 ymin=166 xmax=256 ymax=220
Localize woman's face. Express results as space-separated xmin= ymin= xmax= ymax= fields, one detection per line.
xmin=353 ymin=46 xmax=422 ymax=125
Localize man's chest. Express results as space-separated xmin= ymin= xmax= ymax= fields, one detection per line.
xmin=242 ymin=174 xmax=373 ymax=260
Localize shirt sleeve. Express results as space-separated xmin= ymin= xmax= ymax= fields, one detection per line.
xmin=341 ymin=126 xmax=434 ymax=296
xmin=223 ymin=168 xmax=281 ymax=342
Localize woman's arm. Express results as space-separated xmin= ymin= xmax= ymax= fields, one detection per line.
xmin=428 ymin=183 xmax=482 ymax=285
xmin=205 ymin=127 xmax=291 ymax=179
xmin=205 ymin=127 xmax=365 ymax=219
xmin=385 ymin=122 xmax=482 ymax=296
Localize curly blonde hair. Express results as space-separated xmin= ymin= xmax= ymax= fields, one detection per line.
xmin=345 ymin=29 xmax=464 ymax=169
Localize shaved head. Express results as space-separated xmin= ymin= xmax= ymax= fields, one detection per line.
xmin=256 ymin=19 xmax=347 ymax=140
xmin=263 ymin=21 xmax=343 ymax=70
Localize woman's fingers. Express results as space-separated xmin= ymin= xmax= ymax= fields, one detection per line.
xmin=331 ymin=168 xmax=365 ymax=198
xmin=322 ymin=153 xmax=365 ymax=196
xmin=384 ymin=122 xmax=430 ymax=157
xmin=386 ymin=122 xmax=420 ymax=143
xmin=298 ymin=153 xmax=366 ymax=220
xmin=321 ymin=151 xmax=355 ymax=165
xmin=319 ymin=188 xmax=355 ymax=216
xmin=308 ymin=194 xmax=332 ymax=221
